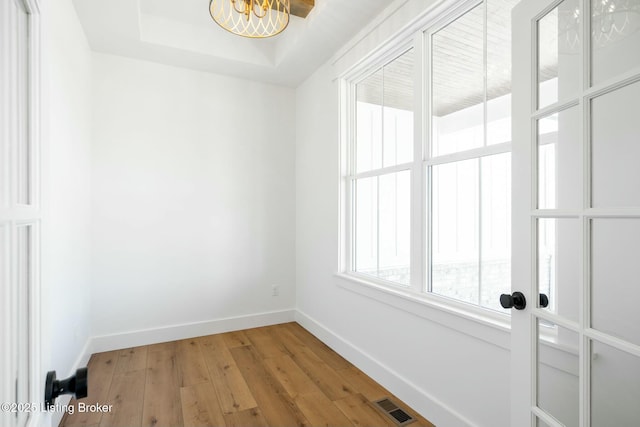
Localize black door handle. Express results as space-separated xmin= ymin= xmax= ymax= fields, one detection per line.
xmin=500 ymin=293 xmax=549 ymax=310
xmin=500 ymin=292 xmax=526 ymax=310
xmin=44 ymin=367 xmax=88 ymax=409
xmin=539 ymin=293 xmax=549 ymax=308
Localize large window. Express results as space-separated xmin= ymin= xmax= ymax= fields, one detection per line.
xmin=344 ymin=0 xmax=519 ymax=313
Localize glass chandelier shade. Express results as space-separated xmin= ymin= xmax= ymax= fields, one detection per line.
xmin=591 ymin=0 xmax=640 ymax=47
xmin=210 ymin=0 xmax=290 ymax=38
xmin=559 ymin=0 xmax=640 ymax=52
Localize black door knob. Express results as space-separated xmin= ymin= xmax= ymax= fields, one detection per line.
xmin=500 ymin=292 xmax=527 ymax=310
xmin=44 ymin=367 xmax=88 ymax=409
xmin=540 ymin=293 xmax=549 ymax=308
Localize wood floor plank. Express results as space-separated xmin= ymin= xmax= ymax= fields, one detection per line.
xmin=147 ymin=341 xmax=177 ymax=353
xmin=223 ymin=407 xmax=269 ymax=427
xmin=335 ymin=366 xmax=390 ymax=401
xmin=176 ymin=339 xmax=210 ymax=387
xmin=99 ymin=370 xmax=146 ymax=427
xmin=141 ymin=349 xmax=182 ymax=427
xmin=412 ymin=417 xmax=437 ymax=427
xmin=180 ymin=382 xmax=226 ymax=427
xmin=199 ymin=334 xmax=257 ymax=414
xmin=289 ymin=345 xmax=354 ymax=401
xmin=263 ymin=354 xmax=320 ymax=398
xmin=295 ymin=392 xmax=354 ymax=427
xmin=243 ymin=326 xmax=291 ymax=359
xmin=114 ymin=347 xmax=148 ymax=374
xmin=230 ymin=345 xmax=310 ymax=427
xmin=269 ymin=323 xmax=308 ymax=355
xmin=61 ymin=350 xmax=119 ymax=427
xmin=334 ymin=393 xmax=396 ymax=427
xmin=284 ymin=323 xmax=353 ymax=370
xmin=221 ymin=330 xmax=251 ymax=348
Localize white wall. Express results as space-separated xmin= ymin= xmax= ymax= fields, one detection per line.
xmin=41 ymin=0 xmax=93 ymax=390
xmin=294 ymin=1 xmax=511 ymax=426
xmin=90 ymin=54 xmax=296 ymax=338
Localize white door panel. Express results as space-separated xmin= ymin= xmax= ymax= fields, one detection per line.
xmin=1 ymin=1 xmax=41 ymax=427
xmin=512 ymin=0 xmax=640 ymax=425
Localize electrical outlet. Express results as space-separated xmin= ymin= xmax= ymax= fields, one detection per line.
xmin=272 ymin=285 xmax=279 ymax=296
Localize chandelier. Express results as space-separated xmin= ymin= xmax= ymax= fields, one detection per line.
xmin=209 ymin=0 xmax=290 ymax=38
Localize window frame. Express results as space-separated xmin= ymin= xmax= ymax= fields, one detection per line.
xmin=344 ymin=43 xmax=421 ymax=294
xmin=339 ymin=0 xmax=514 ymax=327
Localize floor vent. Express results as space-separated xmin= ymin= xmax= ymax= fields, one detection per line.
xmin=373 ymin=397 xmax=416 ymax=426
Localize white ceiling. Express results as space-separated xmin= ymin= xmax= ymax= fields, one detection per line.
xmin=72 ymin=0 xmax=392 ymax=87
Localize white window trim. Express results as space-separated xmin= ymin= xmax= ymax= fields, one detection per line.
xmin=338 ymin=0 xmax=515 ymax=340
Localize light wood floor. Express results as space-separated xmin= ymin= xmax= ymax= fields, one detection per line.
xmin=60 ymin=322 xmax=434 ymax=427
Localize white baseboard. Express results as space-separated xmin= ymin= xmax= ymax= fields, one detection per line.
xmin=71 ymin=337 xmax=93 ymax=374
xmin=295 ymin=310 xmax=479 ymax=427
xmin=90 ymin=309 xmax=295 ymax=354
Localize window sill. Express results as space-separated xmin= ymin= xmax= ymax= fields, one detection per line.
xmin=334 ymin=272 xmax=512 ymax=350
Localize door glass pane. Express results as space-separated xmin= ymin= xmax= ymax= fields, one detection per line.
xmin=0 ymin=225 xmax=6 ymax=338
xmin=17 ymin=5 xmax=30 ymax=205
xmin=537 ymin=0 xmax=581 ymax=109
xmin=432 ymin=5 xmax=484 ymax=156
xmin=591 ymin=340 xmax=640 ymax=426
xmin=591 ymin=80 xmax=640 ymax=208
xmin=536 ymin=418 xmax=554 ymax=427
xmin=431 ymin=159 xmax=479 ymax=303
xmin=537 ymin=219 xmax=580 ymax=322
xmin=537 ymin=106 xmax=582 ymax=210
xmin=355 ymin=177 xmax=377 ymax=276
xmin=487 ymin=0 xmax=519 ymax=146
xmin=17 ymin=224 xmax=32 ymax=426
xmin=538 ymin=320 xmax=579 ymax=427
xmin=356 ymin=69 xmax=383 ymax=173
xmin=591 ymin=0 xmax=640 ymax=85
xmin=383 ymin=50 xmax=414 ymax=168
xmin=379 ymin=171 xmax=411 ymax=285
xmin=480 ymin=153 xmax=511 ymax=310
xmin=591 ymin=218 xmax=640 ymax=346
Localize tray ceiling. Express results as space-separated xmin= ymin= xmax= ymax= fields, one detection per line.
xmin=72 ymin=0 xmax=391 ymax=87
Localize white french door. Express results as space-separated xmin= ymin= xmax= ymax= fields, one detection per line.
xmin=512 ymin=0 xmax=640 ymax=425
xmin=1 ymin=1 xmax=41 ymax=427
